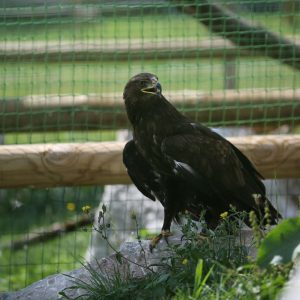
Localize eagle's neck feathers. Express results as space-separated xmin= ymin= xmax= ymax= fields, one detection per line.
xmin=125 ymin=94 xmax=185 ymax=129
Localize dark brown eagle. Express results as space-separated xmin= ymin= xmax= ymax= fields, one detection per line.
xmin=122 ymin=72 xmax=281 ymax=249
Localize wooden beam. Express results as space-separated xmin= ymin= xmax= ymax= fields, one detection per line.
xmin=0 ymin=38 xmax=274 ymax=62
xmin=229 ymin=135 xmax=300 ymax=179
xmin=1 ymin=89 xmax=300 ymax=132
xmin=0 ymin=142 xmax=130 ymax=188
xmin=0 ymin=135 xmax=299 ymax=189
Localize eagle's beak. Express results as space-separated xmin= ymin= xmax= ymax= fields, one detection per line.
xmin=141 ymin=81 xmax=162 ymax=95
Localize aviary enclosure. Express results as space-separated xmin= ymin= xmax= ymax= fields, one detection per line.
xmin=0 ymin=0 xmax=299 ymax=292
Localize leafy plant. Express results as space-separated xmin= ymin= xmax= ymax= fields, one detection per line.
xmin=192 ymin=259 xmax=214 ymax=298
xmin=257 ymin=217 xmax=300 ymax=268
xmin=60 ymin=209 xmax=293 ymax=299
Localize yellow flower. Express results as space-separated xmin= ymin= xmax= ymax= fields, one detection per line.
xmin=220 ymin=211 xmax=229 ymax=219
xmin=66 ymin=202 xmax=76 ymax=212
xmin=82 ymin=205 xmax=91 ymax=214
xmin=182 ymin=258 xmax=188 ymax=265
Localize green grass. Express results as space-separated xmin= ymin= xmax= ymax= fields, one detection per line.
xmin=242 ymin=13 xmax=300 ymax=36
xmin=0 ymin=186 xmax=103 ymax=291
xmin=0 ymin=187 xmax=103 ymax=232
xmin=0 ymin=231 xmax=91 ymax=291
xmin=0 ymin=15 xmax=209 ymax=42
xmin=0 ymin=15 xmax=208 ymax=41
xmin=0 ymin=13 xmax=299 ymax=42
xmin=4 ymin=130 xmax=116 ymax=144
xmin=1 ymin=58 xmax=299 ymax=98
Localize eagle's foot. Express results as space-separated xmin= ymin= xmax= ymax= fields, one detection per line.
xmin=197 ymin=233 xmax=208 ymax=242
xmin=149 ymin=230 xmax=172 ymax=252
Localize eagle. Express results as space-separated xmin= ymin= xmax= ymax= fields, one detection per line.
xmin=122 ymin=72 xmax=281 ymax=249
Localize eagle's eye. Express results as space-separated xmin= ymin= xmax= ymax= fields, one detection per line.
xmin=139 ymin=80 xmax=148 ymax=87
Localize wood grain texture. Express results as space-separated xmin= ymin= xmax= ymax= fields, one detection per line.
xmin=1 ymin=88 xmax=299 ymax=132
xmin=230 ymin=135 xmax=300 ymax=179
xmin=0 ymin=135 xmax=299 ymax=188
xmin=0 ymin=142 xmax=130 ymax=188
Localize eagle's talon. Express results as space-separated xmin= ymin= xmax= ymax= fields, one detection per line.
xmin=197 ymin=233 xmax=208 ymax=242
xmin=149 ymin=230 xmax=172 ymax=252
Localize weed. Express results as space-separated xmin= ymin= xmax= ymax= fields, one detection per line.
xmin=60 ymin=209 xmax=292 ymax=299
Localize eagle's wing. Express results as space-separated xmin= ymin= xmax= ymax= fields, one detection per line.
xmin=123 ymin=140 xmax=161 ymax=201
xmin=161 ymin=132 xmax=265 ymax=209
xmin=162 ymin=134 xmax=244 ymax=186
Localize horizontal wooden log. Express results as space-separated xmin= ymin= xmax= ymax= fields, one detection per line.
xmin=2 ymin=212 xmax=94 ymax=251
xmin=229 ymin=135 xmax=300 ymax=179
xmin=0 ymin=38 xmax=279 ymax=62
xmin=0 ymin=135 xmax=299 ymax=188
xmin=0 ymin=142 xmax=130 ymax=188
xmin=1 ymin=89 xmax=300 ymax=132
xmin=0 ymin=4 xmax=163 ymax=19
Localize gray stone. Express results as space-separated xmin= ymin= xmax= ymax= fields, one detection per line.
xmin=0 ymin=230 xmax=255 ymax=300
xmin=0 ymin=236 xmax=179 ymax=300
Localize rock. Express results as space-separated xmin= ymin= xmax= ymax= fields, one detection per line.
xmin=0 ymin=235 xmax=182 ymax=300
xmin=85 ymin=184 xmax=164 ymax=261
xmin=0 ymin=229 xmax=255 ymax=300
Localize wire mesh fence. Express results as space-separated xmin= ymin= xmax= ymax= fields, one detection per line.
xmin=0 ymin=0 xmax=299 ymax=292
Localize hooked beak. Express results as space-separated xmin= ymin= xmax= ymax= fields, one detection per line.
xmin=141 ymin=81 xmax=162 ymax=95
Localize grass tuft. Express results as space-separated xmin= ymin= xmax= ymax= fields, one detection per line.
xmin=60 ymin=210 xmax=292 ymax=299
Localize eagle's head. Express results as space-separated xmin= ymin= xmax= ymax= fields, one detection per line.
xmin=123 ymin=73 xmax=162 ymax=101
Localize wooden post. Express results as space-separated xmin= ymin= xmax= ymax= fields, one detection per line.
xmin=224 ymin=56 xmax=237 ymax=90
xmin=0 ymin=135 xmax=299 ymax=188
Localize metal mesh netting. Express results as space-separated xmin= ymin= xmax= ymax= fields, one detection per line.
xmin=0 ymin=0 xmax=300 ymax=291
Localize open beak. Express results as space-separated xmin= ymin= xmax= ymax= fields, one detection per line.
xmin=141 ymin=81 xmax=162 ymax=95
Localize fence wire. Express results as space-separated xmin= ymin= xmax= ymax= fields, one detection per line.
xmin=0 ymin=0 xmax=299 ymax=292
